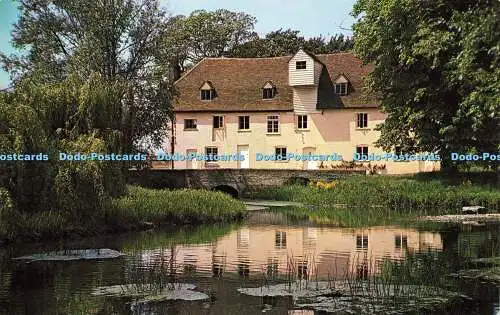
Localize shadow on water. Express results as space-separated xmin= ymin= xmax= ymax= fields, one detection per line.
xmin=0 ymin=210 xmax=498 ymax=314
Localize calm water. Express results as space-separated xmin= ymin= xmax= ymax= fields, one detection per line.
xmin=0 ymin=210 xmax=499 ymax=315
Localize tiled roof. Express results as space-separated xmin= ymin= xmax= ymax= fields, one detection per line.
xmin=316 ymin=53 xmax=377 ymax=109
xmin=173 ymin=52 xmax=377 ymax=112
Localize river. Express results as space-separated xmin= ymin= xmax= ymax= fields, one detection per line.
xmin=0 ymin=210 xmax=499 ymax=314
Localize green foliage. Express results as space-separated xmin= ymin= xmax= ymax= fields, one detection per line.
xmin=228 ymin=30 xmax=354 ymax=58
xmin=161 ymin=10 xmax=353 ymax=71
xmin=110 ymin=186 xmax=246 ymax=226
xmin=1 ymin=0 xmax=172 ymax=149
xmin=352 ymin=0 xmax=499 ymax=170
xmin=160 ymin=9 xmax=257 ymax=72
xmin=250 ymin=176 xmax=500 ymax=226
xmin=0 ymin=188 xmax=13 ymax=240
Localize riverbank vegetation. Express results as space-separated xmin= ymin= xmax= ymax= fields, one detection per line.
xmin=250 ymin=175 xmax=500 ymax=226
xmin=109 ymin=186 xmax=245 ymax=228
xmin=0 ymin=186 xmax=245 ymax=243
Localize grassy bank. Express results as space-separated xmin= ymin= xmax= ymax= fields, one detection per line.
xmin=251 ymin=175 xmax=499 ymax=212
xmin=249 ymin=175 xmax=499 ymax=226
xmin=108 ymin=186 xmax=246 ymax=228
xmin=0 ymin=186 xmax=245 ymax=242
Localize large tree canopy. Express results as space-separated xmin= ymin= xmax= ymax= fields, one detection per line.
xmin=1 ymin=0 xmax=172 ymax=150
xmin=160 ymin=9 xmax=257 ymax=75
xmin=228 ymin=29 xmax=354 ymax=58
xmin=352 ymin=0 xmax=499 ymax=169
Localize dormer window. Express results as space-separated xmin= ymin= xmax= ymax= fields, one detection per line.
xmin=335 ymin=83 xmax=348 ymax=95
xmin=334 ymin=75 xmax=350 ymax=95
xmin=296 ymin=61 xmax=306 ymax=70
xmin=200 ymin=81 xmax=215 ymax=100
xmin=262 ymin=81 xmax=276 ymax=99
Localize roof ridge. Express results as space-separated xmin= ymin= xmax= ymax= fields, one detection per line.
xmin=173 ymin=59 xmax=205 ymax=86
xmin=204 ymin=55 xmax=293 ymax=60
xmin=316 ymin=52 xmax=356 ymax=56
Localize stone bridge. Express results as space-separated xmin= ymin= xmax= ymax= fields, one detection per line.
xmin=128 ymin=169 xmax=365 ymax=198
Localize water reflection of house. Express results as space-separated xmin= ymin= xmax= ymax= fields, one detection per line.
xmin=140 ymin=226 xmax=442 ymax=278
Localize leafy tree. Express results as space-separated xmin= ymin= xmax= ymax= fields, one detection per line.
xmin=352 ymin=0 xmax=499 ymax=170
xmin=162 ymin=9 xmax=257 ymax=74
xmin=228 ymin=29 xmax=354 ymax=58
xmin=1 ymin=0 xmax=172 ymax=150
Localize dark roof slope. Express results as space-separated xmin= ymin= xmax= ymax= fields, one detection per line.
xmin=173 ymin=52 xmax=378 ymax=112
xmin=316 ymin=53 xmax=377 ymax=108
xmin=174 ymin=56 xmax=293 ymax=112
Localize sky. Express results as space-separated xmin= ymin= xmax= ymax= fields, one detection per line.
xmin=0 ymin=0 xmax=357 ymax=88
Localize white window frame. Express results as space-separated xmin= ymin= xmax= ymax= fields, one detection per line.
xmin=275 ymin=231 xmax=287 ymax=249
xmin=356 ymin=113 xmax=368 ymax=129
xmin=183 ymin=119 xmax=197 ymax=130
xmin=297 ymin=115 xmax=308 ymax=129
xmin=267 ymin=115 xmax=280 ymax=134
xmin=296 ymin=61 xmax=306 ymax=70
xmin=205 ymin=146 xmax=218 ymax=162
xmin=263 ymin=87 xmax=276 ymax=99
xmin=238 ymin=116 xmax=250 ymax=130
xmin=213 ymin=115 xmax=224 ymax=129
xmin=275 ymin=146 xmax=288 ymax=161
xmin=200 ymin=89 xmax=214 ymax=100
xmin=335 ymin=82 xmax=348 ymax=95
xmin=356 ymin=234 xmax=368 ymax=250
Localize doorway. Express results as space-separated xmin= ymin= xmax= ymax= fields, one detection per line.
xmin=237 ymin=145 xmax=249 ymax=169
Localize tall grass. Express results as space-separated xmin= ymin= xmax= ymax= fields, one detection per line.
xmin=110 ymin=186 xmax=246 ymax=226
xmin=1 ymin=186 xmax=245 ymax=242
xmin=251 ymin=176 xmax=500 ymax=216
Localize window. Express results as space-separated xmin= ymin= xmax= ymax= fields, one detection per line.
xmin=267 ymin=115 xmax=280 ymax=133
xmin=275 ymin=231 xmax=287 ymax=249
xmin=267 ymin=258 xmax=279 ymax=278
xmin=395 ymin=235 xmax=408 ymax=250
xmin=356 ymin=234 xmax=368 ymax=250
xmin=298 ymin=262 xmax=308 ymax=280
xmin=356 ymin=146 xmax=368 ymax=156
xmin=184 ymin=119 xmax=197 ymax=130
xmin=335 ymin=83 xmax=348 ymax=95
xmin=238 ymin=116 xmax=250 ymax=130
xmin=205 ymin=147 xmax=218 ymax=162
xmin=213 ymin=115 xmax=224 ymax=129
xmin=356 ymin=263 xmax=369 ymax=280
xmin=275 ymin=147 xmax=287 ymax=161
xmin=263 ymin=88 xmax=276 ymax=99
xmin=200 ymin=89 xmax=214 ymax=100
xmin=296 ymin=61 xmax=306 ymax=70
xmin=356 ymin=113 xmax=368 ymax=128
xmin=297 ymin=115 xmax=308 ymax=129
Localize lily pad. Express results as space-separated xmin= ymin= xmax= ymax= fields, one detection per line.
xmin=296 ymin=294 xmax=469 ymax=314
xmin=12 ymin=249 xmax=126 ymax=262
xmin=92 ymin=283 xmax=209 ymax=301
xmin=239 ymin=281 xmax=468 ymax=314
xmin=237 ymin=281 xmax=341 ymax=298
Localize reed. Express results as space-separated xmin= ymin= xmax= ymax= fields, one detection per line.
xmin=110 ymin=186 xmax=246 ymax=226
xmin=251 ymin=175 xmax=500 ymax=220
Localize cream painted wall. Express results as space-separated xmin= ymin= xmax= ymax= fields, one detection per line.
xmin=171 ymin=109 xmax=440 ymax=174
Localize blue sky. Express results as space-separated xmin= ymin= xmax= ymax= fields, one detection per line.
xmin=0 ymin=0 xmax=356 ymax=88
